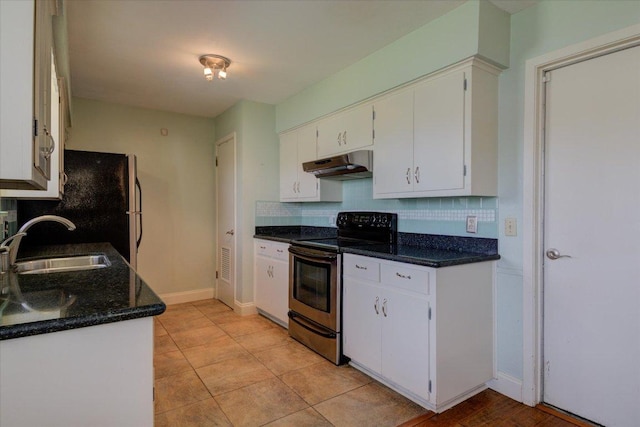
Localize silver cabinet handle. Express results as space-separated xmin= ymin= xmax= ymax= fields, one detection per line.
xmin=414 ymin=166 xmax=420 ymax=184
xmin=226 ymin=229 xmax=234 ymax=235
xmin=276 ymin=249 xmax=284 ymax=253
xmin=42 ymin=127 xmax=55 ymax=159
xmin=374 ymin=296 xmax=379 ymax=315
xmin=382 ymin=299 xmax=387 ymax=317
xmin=61 ymin=172 xmax=68 ymax=186
xmin=406 ymin=168 xmax=411 ymax=184
xmin=355 ymin=264 xmax=367 ymax=270
xmin=396 ymin=272 xmax=411 ymax=280
xmin=259 ymin=245 xmax=266 ymax=250
xmin=343 ymin=131 xmax=347 ymax=145
xmin=546 ymin=248 xmax=572 ymax=260
xmin=337 ymin=132 xmax=342 ymax=146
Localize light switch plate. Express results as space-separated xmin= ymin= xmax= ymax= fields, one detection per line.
xmin=505 ymin=217 xmax=517 ymax=236
xmin=466 ymin=215 xmax=478 ymax=233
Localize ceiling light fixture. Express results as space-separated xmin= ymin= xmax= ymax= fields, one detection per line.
xmin=199 ymin=54 xmax=231 ymax=82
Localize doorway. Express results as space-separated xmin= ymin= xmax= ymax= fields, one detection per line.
xmin=523 ymin=25 xmax=640 ymax=426
xmin=215 ymin=133 xmax=236 ymax=309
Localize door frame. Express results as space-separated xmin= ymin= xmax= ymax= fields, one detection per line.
xmin=215 ymin=132 xmax=237 ymax=308
xmin=522 ymin=24 xmax=640 ymax=406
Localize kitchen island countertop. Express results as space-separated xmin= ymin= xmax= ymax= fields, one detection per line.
xmin=0 ymin=242 xmax=165 ymax=340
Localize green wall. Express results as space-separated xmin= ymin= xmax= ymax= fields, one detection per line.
xmin=276 ymin=0 xmax=509 ymax=132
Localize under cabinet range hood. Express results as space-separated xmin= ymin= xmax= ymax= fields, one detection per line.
xmin=303 ymin=150 xmax=373 ymax=180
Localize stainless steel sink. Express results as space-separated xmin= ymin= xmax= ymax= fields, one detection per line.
xmin=15 ymin=254 xmax=111 ymax=275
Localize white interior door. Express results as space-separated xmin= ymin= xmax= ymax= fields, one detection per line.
xmin=543 ymin=45 xmax=640 ymax=426
xmin=216 ymin=134 xmax=236 ymax=309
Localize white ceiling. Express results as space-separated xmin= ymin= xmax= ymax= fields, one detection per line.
xmin=66 ymin=0 xmax=537 ymax=119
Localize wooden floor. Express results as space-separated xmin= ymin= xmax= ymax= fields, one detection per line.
xmin=400 ymin=389 xmax=586 ymax=427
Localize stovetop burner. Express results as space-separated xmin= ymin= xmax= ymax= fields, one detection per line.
xmin=291 ymin=212 xmax=398 ymax=252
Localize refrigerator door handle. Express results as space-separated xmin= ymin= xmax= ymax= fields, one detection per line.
xmin=135 ymin=177 xmax=143 ymax=248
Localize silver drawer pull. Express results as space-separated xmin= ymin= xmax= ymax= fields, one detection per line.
xmin=396 ymin=272 xmax=411 ymax=280
xmin=374 ymin=296 xmax=379 ymax=315
xmin=382 ymin=299 xmax=387 ymax=317
xmin=260 ymin=246 xmax=266 ymax=249
xmin=355 ymin=264 xmax=367 ymax=270
xmin=276 ymin=249 xmax=283 ymax=253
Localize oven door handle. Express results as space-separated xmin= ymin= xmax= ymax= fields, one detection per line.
xmin=288 ymin=245 xmax=338 ymax=260
xmin=288 ymin=311 xmax=337 ymax=339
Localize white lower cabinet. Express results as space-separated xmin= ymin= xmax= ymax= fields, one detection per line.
xmin=254 ymin=239 xmax=289 ymax=327
xmin=0 ymin=318 xmax=154 ymax=427
xmin=343 ymin=253 xmax=494 ymax=412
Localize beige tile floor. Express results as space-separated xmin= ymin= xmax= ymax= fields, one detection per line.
xmin=154 ymin=299 xmax=430 ymax=427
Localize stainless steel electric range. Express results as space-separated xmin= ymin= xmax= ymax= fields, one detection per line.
xmin=288 ymin=211 xmax=397 ymax=364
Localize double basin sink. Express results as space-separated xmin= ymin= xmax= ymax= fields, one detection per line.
xmin=15 ymin=254 xmax=111 ymax=275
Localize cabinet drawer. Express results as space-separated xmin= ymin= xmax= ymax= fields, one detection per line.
xmin=255 ymin=240 xmax=271 ymax=257
xmin=381 ymin=263 xmax=429 ymax=295
xmin=272 ymin=243 xmax=289 ymax=261
xmin=343 ymin=256 xmax=380 ymax=282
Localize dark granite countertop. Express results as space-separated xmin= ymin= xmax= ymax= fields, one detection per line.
xmin=0 ymin=243 xmax=166 ymax=340
xmin=342 ymin=244 xmax=500 ymax=268
xmin=254 ymin=227 xmax=499 ymax=267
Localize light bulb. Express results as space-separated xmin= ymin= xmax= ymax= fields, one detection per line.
xmin=204 ymin=67 xmax=213 ymax=81
xmin=218 ymin=68 xmax=227 ymax=80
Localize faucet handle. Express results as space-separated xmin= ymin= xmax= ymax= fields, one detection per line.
xmin=0 ymin=232 xmax=27 ymax=267
xmin=0 ymin=246 xmax=9 ymax=274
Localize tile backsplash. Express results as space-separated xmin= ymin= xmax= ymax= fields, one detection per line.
xmin=256 ymin=179 xmax=498 ymax=238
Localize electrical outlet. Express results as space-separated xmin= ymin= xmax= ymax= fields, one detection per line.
xmin=466 ymin=215 xmax=478 ymax=233
xmin=505 ymin=217 xmax=517 ymax=236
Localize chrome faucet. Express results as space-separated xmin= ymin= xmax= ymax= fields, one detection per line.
xmin=0 ymin=215 xmax=76 ymax=271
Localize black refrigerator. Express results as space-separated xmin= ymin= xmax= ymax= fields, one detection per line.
xmin=17 ymin=150 xmax=142 ymax=268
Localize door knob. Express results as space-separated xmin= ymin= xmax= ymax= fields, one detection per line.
xmin=546 ymin=248 xmax=571 ymax=260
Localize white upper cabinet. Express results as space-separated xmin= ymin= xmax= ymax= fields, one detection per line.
xmin=373 ymin=58 xmax=500 ymax=199
xmin=370 ymin=89 xmax=414 ymax=195
xmin=2 ymin=56 xmax=67 ymax=199
xmin=316 ymin=103 xmax=374 ymax=158
xmin=0 ymin=0 xmax=55 ymax=190
xmin=279 ymin=124 xmax=341 ymax=202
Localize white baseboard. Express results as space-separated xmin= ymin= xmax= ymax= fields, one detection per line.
xmin=488 ymin=372 xmax=524 ymax=403
xmin=234 ymin=300 xmax=257 ymax=316
xmin=159 ymin=288 xmax=214 ymax=305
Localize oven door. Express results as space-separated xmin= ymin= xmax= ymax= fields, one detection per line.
xmin=288 ymin=245 xmax=340 ymax=332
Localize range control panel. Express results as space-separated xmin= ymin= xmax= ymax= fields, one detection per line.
xmin=336 ymin=211 xmax=398 ymax=244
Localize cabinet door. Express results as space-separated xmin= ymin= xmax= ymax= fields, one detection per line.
xmin=382 ymin=289 xmax=430 ymax=401
xmin=270 ymin=258 xmax=290 ymax=325
xmin=413 ymin=70 xmax=465 ymax=192
xmin=316 ymin=114 xmax=344 ymax=158
xmin=296 ymin=124 xmax=319 ymax=199
xmin=254 ymin=255 xmax=273 ymax=314
xmin=317 ymin=104 xmax=373 ymax=158
xmin=373 ymin=90 xmax=414 ymax=197
xmin=343 ymin=277 xmax=382 ymax=373
xmin=279 ymin=131 xmax=299 ymax=201
xmin=0 ymin=0 xmax=47 ymax=190
xmin=33 ymin=0 xmax=53 ymax=180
